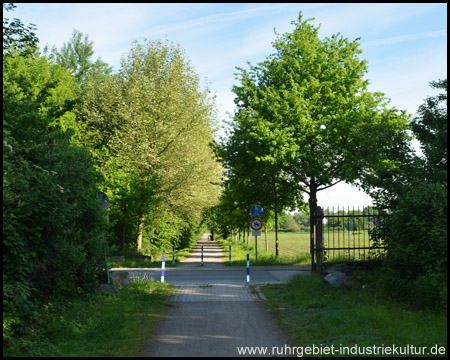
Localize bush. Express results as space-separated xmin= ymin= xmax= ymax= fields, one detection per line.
xmin=3 ymin=281 xmax=39 ymax=346
xmin=367 ymin=79 xmax=447 ymax=311
xmin=372 ymin=182 xmax=447 ymax=310
xmin=3 ymin=51 xmax=108 ymax=344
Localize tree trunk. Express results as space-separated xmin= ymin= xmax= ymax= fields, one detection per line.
xmin=265 ymin=226 xmax=268 ymax=252
xmin=309 ymin=176 xmax=318 ymax=271
xmin=274 ymin=182 xmax=279 ymax=257
xmin=137 ymin=213 xmax=145 ymax=252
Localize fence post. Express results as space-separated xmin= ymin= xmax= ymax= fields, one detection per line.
xmin=161 ymin=255 xmax=166 ymax=283
xmin=316 ymin=206 xmax=324 ymax=274
xmin=246 ymin=253 xmax=250 ymax=285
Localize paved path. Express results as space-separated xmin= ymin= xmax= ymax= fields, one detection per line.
xmin=111 ymin=234 xmax=311 ymax=357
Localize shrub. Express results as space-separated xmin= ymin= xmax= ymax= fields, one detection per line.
xmin=372 ymin=182 xmax=447 ymax=310
xmin=3 ymin=51 xmax=108 ymax=343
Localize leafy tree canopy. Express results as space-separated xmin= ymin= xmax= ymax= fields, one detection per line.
xmin=3 ymin=3 xmax=39 ymax=58
xmin=77 ymin=38 xmax=221 ymax=253
xmin=219 ymin=13 xmax=412 ymax=264
xmin=44 ymin=29 xmax=113 ymax=86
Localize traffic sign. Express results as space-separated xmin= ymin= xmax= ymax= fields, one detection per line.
xmin=250 ymin=205 xmax=263 ymax=218
xmin=250 ymin=218 xmax=263 ymax=231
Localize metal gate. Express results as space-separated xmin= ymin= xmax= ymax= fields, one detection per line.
xmin=313 ymin=206 xmax=385 ymax=272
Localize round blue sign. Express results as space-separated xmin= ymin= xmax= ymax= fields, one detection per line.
xmin=250 ymin=205 xmax=263 ymax=218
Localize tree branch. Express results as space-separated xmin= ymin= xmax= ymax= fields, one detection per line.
xmin=288 ymin=166 xmax=310 ymax=189
xmin=157 ymin=125 xmax=186 ymax=157
xmin=317 ymin=179 xmax=342 ymax=191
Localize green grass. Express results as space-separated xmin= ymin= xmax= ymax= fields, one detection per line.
xmin=227 ymin=230 xmax=383 ymax=262
xmin=260 ymin=268 xmax=447 ymax=357
xmin=217 ymin=237 xmax=310 ymax=266
xmin=4 ymin=278 xmax=176 ymax=357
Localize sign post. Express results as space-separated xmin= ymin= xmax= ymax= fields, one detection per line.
xmin=247 ymin=205 xmax=262 ymax=283
xmin=255 ymin=235 xmax=257 ymax=262
xmin=250 ymin=207 xmax=263 ymax=263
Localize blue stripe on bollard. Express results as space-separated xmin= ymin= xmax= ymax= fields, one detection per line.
xmin=161 ymin=255 xmax=165 ymax=283
xmin=246 ymin=253 xmax=250 ymax=285
xmin=201 ymin=246 xmax=204 ymax=266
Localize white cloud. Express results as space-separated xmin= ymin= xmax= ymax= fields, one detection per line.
xmin=142 ymin=3 xmax=324 ymax=38
xmin=365 ymin=29 xmax=447 ymax=47
xmin=312 ymin=3 xmax=439 ymax=39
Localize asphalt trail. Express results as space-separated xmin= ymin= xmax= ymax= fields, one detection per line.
xmin=117 ymin=234 xmax=311 ymax=357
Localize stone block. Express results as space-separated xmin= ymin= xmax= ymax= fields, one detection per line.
xmin=323 ymin=271 xmax=350 ymax=288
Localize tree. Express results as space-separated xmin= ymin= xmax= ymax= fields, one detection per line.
xmin=3 ymin=3 xmax=39 ymax=58
xmin=3 ymin=49 xmax=108 ymax=341
xmin=215 ymin=112 xmax=304 ymax=255
xmin=46 ymin=29 xmax=112 ymax=85
xmin=231 ymin=13 xmax=411 ymax=267
xmin=282 ymin=216 xmax=301 ymax=232
xmin=369 ymin=79 xmax=447 ymax=310
xmin=411 ymin=78 xmax=447 ymax=184
xmin=77 ymin=39 xmax=221 ymax=253
xmin=293 ymin=210 xmax=310 ymax=229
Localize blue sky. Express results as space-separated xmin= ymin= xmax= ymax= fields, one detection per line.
xmin=7 ymin=3 xmax=447 ymax=209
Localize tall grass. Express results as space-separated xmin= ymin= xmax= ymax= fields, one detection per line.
xmin=261 ymin=270 xmax=447 ymax=356
xmin=4 ymin=279 xmax=176 ymax=357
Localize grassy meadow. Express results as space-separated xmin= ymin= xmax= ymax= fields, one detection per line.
xmin=225 ymin=230 xmax=382 ymax=264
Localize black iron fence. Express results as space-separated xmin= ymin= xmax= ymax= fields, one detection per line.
xmin=313 ymin=206 xmax=385 ymax=272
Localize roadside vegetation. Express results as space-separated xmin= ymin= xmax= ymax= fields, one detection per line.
xmin=4 ymin=279 xmax=176 ymax=357
xmin=3 ymin=4 xmax=219 ymax=355
xmin=261 ymin=268 xmax=447 ymax=357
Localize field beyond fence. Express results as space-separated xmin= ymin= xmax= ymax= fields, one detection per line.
xmin=238 ymin=229 xmax=382 ymax=263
